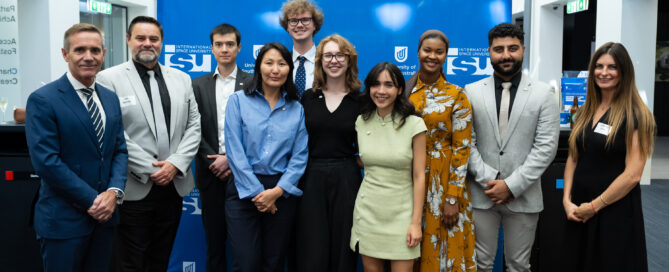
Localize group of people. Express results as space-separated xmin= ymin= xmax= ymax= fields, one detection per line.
xmin=24 ymin=0 xmax=655 ymax=272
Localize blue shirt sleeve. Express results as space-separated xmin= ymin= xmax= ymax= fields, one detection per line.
xmin=276 ymin=106 xmax=308 ymax=197
xmin=224 ymin=93 xmax=264 ymax=199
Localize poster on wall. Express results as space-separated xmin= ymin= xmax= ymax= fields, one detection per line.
xmin=157 ymin=0 xmax=511 ymax=271
xmin=656 ymin=41 xmax=669 ymax=82
xmin=0 ymin=0 xmax=20 ymax=124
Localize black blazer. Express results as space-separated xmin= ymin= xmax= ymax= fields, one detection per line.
xmin=192 ymin=67 xmax=253 ymax=189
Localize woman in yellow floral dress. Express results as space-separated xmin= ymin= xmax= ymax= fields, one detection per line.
xmin=406 ymin=30 xmax=476 ymax=272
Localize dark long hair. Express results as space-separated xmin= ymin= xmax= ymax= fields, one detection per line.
xmin=360 ymin=62 xmax=418 ymax=129
xmin=244 ymin=42 xmax=299 ymax=101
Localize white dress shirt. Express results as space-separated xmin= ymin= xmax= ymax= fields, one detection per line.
xmin=215 ymin=65 xmax=237 ymax=154
xmin=67 ymin=71 xmax=106 ymax=127
xmin=292 ymin=45 xmax=315 ymax=90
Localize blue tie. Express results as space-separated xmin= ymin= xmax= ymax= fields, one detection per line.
xmin=81 ymin=88 xmax=104 ymax=150
xmin=295 ymin=56 xmax=306 ymax=97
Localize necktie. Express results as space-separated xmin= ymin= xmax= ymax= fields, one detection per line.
xmin=147 ymin=70 xmax=170 ymax=160
xmin=499 ymin=82 xmax=512 ymax=138
xmin=295 ymin=56 xmax=306 ymax=97
xmin=81 ymin=88 xmax=104 ymax=150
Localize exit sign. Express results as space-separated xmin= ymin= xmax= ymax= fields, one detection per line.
xmin=87 ymin=0 xmax=112 ymax=14
xmin=566 ymin=0 xmax=589 ymax=14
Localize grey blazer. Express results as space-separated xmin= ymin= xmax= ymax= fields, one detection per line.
xmin=464 ymin=74 xmax=559 ymax=213
xmin=97 ymin=61 xmax=201 ymax=201
xmin=191 ymin=68 xmax=252 ymax=190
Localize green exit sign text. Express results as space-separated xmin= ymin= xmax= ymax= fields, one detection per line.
xmin=566 ymin=0 xmax=589 ymax=14
xmin=88 ymin=0 xmax=112 ymax=14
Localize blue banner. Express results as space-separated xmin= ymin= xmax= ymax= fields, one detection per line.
xmin=157 ymin=1 xmax=511 ymax=271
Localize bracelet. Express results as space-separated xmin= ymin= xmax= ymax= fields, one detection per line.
xmin=590 ymin=201 xmax=597 ymax=214
xmin=599 ymin=195 xmax=610 ymax=206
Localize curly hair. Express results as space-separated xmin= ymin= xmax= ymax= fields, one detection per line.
xmin=488 ymin=23 xmax=523 ymax=46
xmin=279 ymin=0 xmax=324 ymax=35
xmin=360 ymin=62 xmax=418 ymax=129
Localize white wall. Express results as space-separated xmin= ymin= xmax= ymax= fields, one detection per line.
xmin=17 ymin=0 xmax=155 ymax=106
xmin=528 ymin=0 xmax=564 ymax=97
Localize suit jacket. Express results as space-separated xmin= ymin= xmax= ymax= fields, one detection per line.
xmin=192 ymin=67 xmax=252 ymax=190
xmin=25 ymin=74 xmax=128 ymax=239
xmin=464 ymin=74 xmax=559 ymax=213
xmin=97 ymin=61 xmax=201 ymax=201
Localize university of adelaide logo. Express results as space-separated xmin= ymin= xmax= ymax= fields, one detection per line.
xmin=183 ymin=262 xmax=195 ymax=272
xmin=394 ymin=46 xmax=408 ymax=63
xmin=253 ymin=44 xmax=264 ymax=59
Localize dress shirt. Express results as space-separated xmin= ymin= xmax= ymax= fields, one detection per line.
xmin=292 ymin=45 xmax=315 ymax=90
xmin=300 ymin=89 xmax=359 ymax=159
xmin=133 ymin=61 xmax=171 ymax=131
xmin=66 ymin=71 xmax=124 ymax=197
xmin=214 ymin=65 xmax=237 ymax=154
xmin=224 ymin=90 xmax=308 ymax=199
xmin=494 ymin=72 xmax=522 ymax=120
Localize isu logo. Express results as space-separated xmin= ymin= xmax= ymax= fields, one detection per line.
xmin=183 ymin=262 xmax=195 ymax=272
xmin=394 ymin=46 xmax=408 ymax=63
xmin=253 ymin=44 xmax=264 ymax=59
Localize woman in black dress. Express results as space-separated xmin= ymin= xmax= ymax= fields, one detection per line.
xmin=563 ymin=42 xmax=656 ymax=271
xmin=295 ymin=34 xmax=362 ymax=272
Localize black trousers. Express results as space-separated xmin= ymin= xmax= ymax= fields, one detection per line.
xmin=295 ymin=158 xmax=361 ymax=272
xmin=225 ymin=174 xmax=297 ymax=272
xmin=111 ymin=184 xmax=182 ymax=272
xmin=200 ymin=176 xmax=228 ymax=272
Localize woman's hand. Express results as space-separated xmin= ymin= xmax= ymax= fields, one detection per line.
xmin=253 ymin=187 xmax=283 ymax=213
xmin=442 ymin=197 xmax=459 ymax=228
xmin=406 ymin=223 xmax=422 ymax=247
xmin=563 ymin=200 xmax=583 ymax=222
xmin=573 ymin=202 xmax=596 ymax=222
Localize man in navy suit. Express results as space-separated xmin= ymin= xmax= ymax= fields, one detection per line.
xmin=25 ymin=23 xmax=128 ymax=272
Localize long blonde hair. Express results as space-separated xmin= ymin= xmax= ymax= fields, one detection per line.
xmin=569 ymin=42 xmax=655 ymax=159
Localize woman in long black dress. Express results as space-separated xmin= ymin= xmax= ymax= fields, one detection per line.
xmin=562 ymin=42 xmax=655 ymax=271
xmin=295 ymin=34 xmax=362 ymax=272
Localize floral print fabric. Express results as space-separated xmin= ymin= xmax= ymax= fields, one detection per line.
xmin=409 ymin=76 xmax=476 ymax=272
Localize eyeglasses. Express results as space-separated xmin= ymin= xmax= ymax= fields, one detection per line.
xmin=322 ymin=53 xmax=348 ymax=62
xmin=288 ymin=17 xmax=313 ymax=26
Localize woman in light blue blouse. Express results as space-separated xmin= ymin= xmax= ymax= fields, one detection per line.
xmin=224 ymin=42 xmax=309 ymax=272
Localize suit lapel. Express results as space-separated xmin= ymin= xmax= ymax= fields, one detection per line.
xmin=57 ymin=76 xmax=98 ymax=150
xmin=501 ymin=75 xmax=531 ymax=149
xmin=162 ymin=65 xmax=179 ymax=141
xmin=206 ymin=74 xmax=219 ymax=135
xmin=481 ymin=77 xmax=502 ymax=147
xmin=124 ymin=61 xmax=157 ymax=139
xmin=234 ymin=67 xmax=247 ymax=91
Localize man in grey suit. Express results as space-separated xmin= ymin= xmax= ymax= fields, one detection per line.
xmin=97 ymin=16 xmax=201 ymax=272
xmin=465 ymin=23 xmax=559 ymax=272
xmin=191 ymin=23 xmax=252 ymax=272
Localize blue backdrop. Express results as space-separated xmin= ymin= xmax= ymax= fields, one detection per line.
xmin=157 ymin=1 xmax=511 ymax=271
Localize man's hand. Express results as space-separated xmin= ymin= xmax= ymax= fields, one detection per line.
xmin=484 ymin=179 xmax=513 ymax=204
xmin=87 ymin=191 xmax=117 ymax=223
xmin=150 ymin=161 xmax=178 ymax=186
xmin=208 ymin=154 xmax=231 ymax=180
xmin=253 ymin=187 xmax=283 ymax=213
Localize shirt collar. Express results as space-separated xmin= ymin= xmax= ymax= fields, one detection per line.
xmin=66 ymin=70 xmax=95 ymax=90
xmin=292 ymin=45 xmax=316 ymax=63
xmin=412 ymin=74 xmax=445 ymax=94
xmin=214 ymin=65 xmax=238 ymax=80
xmin=133 ymin=60 xmax=163 ymax=78
xmin=493 ymin=72 xmax=522 ymax=89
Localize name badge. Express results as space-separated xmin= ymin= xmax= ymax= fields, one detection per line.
xmin=594 ymin=122 xmax=611 ymax=136
xmin=119 ymin=96 xmax=136 ymax=108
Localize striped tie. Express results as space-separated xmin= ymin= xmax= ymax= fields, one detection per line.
xmin=81 ymin=88 xmax=104 ymax=150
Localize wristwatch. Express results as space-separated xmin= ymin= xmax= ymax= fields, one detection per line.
xmin=446 ymin=197 xmax=457 ymax=205
xmin=113 ymin=189 xmax=124 ymax=205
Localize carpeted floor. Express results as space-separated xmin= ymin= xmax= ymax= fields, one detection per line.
xmin=642 ymin=179 xmax=669 ymax=272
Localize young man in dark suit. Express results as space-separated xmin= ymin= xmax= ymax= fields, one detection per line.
xmin=25 ymin=23 xmax=128 ymax=272
xmin=191 ymin=23 xmax=252 ymax=272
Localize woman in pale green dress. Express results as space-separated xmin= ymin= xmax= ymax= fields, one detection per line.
xmin=350 ymin=62 xmax=427 ymax=272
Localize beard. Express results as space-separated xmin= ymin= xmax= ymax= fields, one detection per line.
xmin=492 ymin=57 xmax=522 ymax=77
xmin=134 ymin=49 xmax=158 ymax=65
